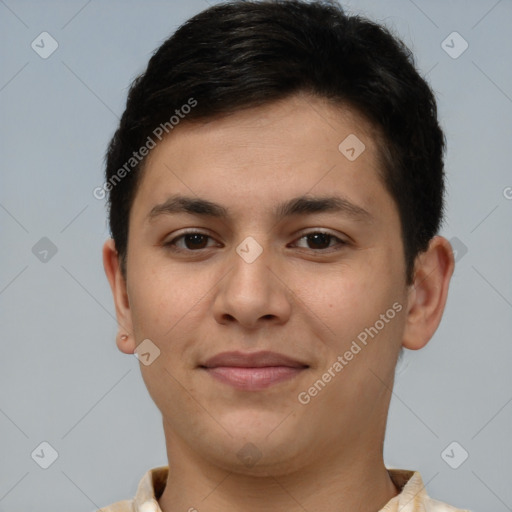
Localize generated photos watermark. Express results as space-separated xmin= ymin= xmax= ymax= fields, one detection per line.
xmin=298 ymin=301 xmax=403 ymax=405
xmin=93 ymin=97 xmax=198 ymax=200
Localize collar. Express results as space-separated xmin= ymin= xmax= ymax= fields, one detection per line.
xmin=129 ymin=466 xmax=465 ymax=512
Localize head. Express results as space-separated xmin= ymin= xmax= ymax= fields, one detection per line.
xmin=103 ymin=0 xmax=454 ymax=475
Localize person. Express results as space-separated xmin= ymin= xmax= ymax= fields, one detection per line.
xmin=100 ymin=1 xmax=469 ymax=510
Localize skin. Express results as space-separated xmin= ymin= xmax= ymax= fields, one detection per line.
xmin=103 ymin=93 xmax=454 ymax=512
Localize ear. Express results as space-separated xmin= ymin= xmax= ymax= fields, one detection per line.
xmin=402 ymin=235 xmax=455 ymax=350
xmin=102 ymin=239 xmax=136 ymax=354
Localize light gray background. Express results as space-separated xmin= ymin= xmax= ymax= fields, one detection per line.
xmin=1 ymin=0 xmax=511 ymax=511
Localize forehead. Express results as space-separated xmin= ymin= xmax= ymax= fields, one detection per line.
xmin=130 ymin=94 xmax=394 ymax=225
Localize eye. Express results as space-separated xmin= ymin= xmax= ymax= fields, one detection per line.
xmin=164 ymin=231 xmax=219 ymax=252
xmin=163 ymin=229 xmax=347 ymax=254
xmin=292 ymin=231 xmax=346 ymax=251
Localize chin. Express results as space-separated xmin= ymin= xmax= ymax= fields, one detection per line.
xmin=217 ymin=407 xmax=296 ymax=440
xmin=206 ymin=436 xmax=308 ymax=477
xmin=194 ymin=414 xmax=310 ymax=476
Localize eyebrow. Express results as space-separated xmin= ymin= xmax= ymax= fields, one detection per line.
xmin=147 ymin=194 xmax=373 ymax=223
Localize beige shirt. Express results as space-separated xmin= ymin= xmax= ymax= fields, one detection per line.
xmin=99 ymin=466 xmax=469 ymax=512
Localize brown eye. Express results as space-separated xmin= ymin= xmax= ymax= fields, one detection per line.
xmin=305 ymin=232 xmax=332 ymax=250
xmin=181 ymin=233 xmax=209 ymax=250
xmin=164 ymin=231 xmax=218 ymax=252
xmin=294 ymin=231 xmax=346 ymax=251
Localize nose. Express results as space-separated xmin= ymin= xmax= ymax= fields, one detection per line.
xmin=212 ymin=241 xmax=292 ymax=330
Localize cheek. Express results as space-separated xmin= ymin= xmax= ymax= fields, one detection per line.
xmin=127 ymin=263 xmax=198 ymax=341
xmin=291 ymin=263 xmax=387 ymax=340
xmin=299 ymin=257 xmax=404 ymax=362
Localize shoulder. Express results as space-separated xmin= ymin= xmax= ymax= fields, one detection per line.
xmin=425 ymin=497 xmax=471 ymax=512
xmin=385 ymin=469 xmax=470 ymax=512
xmin=98 ymin=498 xmax=134 ymax=511
xmin=97 ymin=466 xmax=168 ymax=512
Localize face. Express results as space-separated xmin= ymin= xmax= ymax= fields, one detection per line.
xmin=110 ymin=94 xmax=413 ymax=475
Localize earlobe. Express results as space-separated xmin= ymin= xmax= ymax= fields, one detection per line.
xmin=102 ymin=239 xmax=136 ymax=354
xmin=402 ymin=236 xmax=455 ymax=350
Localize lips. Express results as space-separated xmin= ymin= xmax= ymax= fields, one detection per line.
xmin=200 ymin=351 xmax=309 ymax=390
xmin=202 ymin=350 xmax=308 ymax=369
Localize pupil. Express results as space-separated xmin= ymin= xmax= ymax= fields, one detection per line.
xmin=308 ymin=233 xmax=330 ymax=249
xmin=186 ymin=234 xmax=207 ymax=249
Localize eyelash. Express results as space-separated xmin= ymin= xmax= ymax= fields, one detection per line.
xmin=163 ymin=230 xmax=347 ymax=254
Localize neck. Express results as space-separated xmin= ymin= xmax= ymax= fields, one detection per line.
xmin=157 ymin=427 xmax=398 ymax=512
